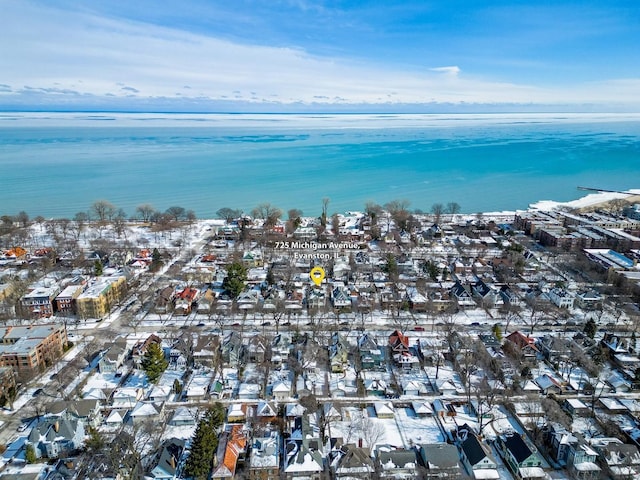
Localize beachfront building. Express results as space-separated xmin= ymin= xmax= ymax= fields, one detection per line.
xmin=0 ymin=324 xmax=68 ymax=375
xmin=76 ymin=273 xmax=127 ymax=320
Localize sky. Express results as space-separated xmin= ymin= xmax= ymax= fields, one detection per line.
xmin=1 ymin=0 xmax=640 ymax=112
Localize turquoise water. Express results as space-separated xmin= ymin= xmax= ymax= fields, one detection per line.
xmin=1 ymin=113 xmax=639 ymax=218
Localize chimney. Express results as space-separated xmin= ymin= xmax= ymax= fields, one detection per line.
xmin=54 ymin=420 xmax=60 ymax=432
xmin=169 ymin=454 xmax=176 ymax=469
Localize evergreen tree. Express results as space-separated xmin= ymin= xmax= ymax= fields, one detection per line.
xmin=184 ymin=403 xmax=225 ymax=480
xmin=94 ymin=260 xmax=103 ymax=276
xmin=141 ymin=342 xmax=168 ymax=384
xmin=223 ymin=261 xmax=247 ymax=298
xmin=25 ymin=444 xmax=37 ymax=463
xmin=150 ymin=248 xmax=163 ymax=272
xmin=492 ymin=323 xmax=503 ymax=341
xmin=584 ymin=318 xmax=597 ymax=339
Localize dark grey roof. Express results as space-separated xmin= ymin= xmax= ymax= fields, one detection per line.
xmin=421 ymin=443 xmax=460 ymax=469
xmin=461 ymin=433 xmax=490 ymax=466
xmin=377 ymin=449 xmax=417 ymax=469
xmin=155 ymin=438 xmax=185 ymax=476
xmin=338 ymin=445 xmax=374 ymax=469
xmin=503 ymin=434 xmax=534 ymax=464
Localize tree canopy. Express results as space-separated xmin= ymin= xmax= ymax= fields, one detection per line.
xmin=184 ymin=403 xmax=225 ymax=480
xmin=141 ymin=342 xmax=168 ymax=384
xmin=223 ymin=261 xmax=247 ymax=299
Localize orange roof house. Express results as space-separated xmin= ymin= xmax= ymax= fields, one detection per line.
xmin=389 ymin=330 xmax=410 ymax=354
xmin=211 ymin=424 xmax=248 ymax=479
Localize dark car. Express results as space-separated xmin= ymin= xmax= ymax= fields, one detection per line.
xmin=32 ymin=388 xmax=43 ymax=397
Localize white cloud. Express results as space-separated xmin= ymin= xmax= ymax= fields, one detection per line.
xmin=0 ymin=1 xmax=639 ymax=109
xmin=430 ymin=66 xmax=461 ymax=77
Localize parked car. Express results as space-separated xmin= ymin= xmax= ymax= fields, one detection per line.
xmin=17 ymin=423 xmax=29 ymax=432
xmin=32 ymin=388 xmax=43 ymax=397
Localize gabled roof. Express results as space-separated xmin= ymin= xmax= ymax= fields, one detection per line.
xmin=503 ymin=434 xmax=534 ymax=464
xmin=421 ymin=443 xmax=460 ymax=469
xmin=256 ymin=401 xmax=277 ymax=417
xmin=377 ymin=448 xmax=417 ymax=469
xmin=389 ymin=330 xmax=409 ymax=349
xmin=153 ymin=438 xmax=185 ymax=478
xmin=461 ymin=431 xmax=493 ymax=466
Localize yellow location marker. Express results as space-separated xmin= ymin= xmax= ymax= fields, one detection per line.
xmin=310 ymin=266 xmax=325 ymax=286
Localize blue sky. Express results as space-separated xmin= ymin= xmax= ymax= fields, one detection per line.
xmin=1 ymin=0 xmax=639 ymax=111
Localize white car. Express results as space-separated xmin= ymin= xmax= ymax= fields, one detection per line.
xmin=17 ymin=423 xmax=29 ymax=432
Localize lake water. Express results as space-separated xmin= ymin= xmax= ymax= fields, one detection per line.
xmin=1 ymin=112 xmax=639 ymax=218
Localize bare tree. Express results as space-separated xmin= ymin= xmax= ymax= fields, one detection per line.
xmin=431 ymin=203 xmax=444 ymax=224
xmin=446 ymin=202 xmax=461 ymax=220
xmin=351 ymin=411 xmax=385 ymax=453
xmin=91 ymin=200 xmax=116 ymax=223
xmin=135 ymin=204 xmax=156 ymax=223
xmin=385 ymin=199 xmax=411 ymax=231
xmin=252 ymin=203 xmax=282 ymax=229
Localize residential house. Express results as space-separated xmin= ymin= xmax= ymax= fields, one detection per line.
xmin=334 ymin=444 xmax=375 ymax=480
xmin=272 ymin=380 xmax=292 ymax=402
xmin=132 ymin=334 xmax=162 ymax=367
xmin=505 ymin=331 xmax=540 ymax=360
xmin=111 ymin=387 xmax=144 ymax=409
xmin=246 ymin=336 xmax=268 ymax=364
xmin=497 ymin=433 xmax=545 ymax=480
xmin=534 ymin=374 xmax=563 ymax=395
xmin=283 ymin=439 xmax=323 ymax=480
xmin=389 ymin=330 xmax=410 ymax=356
xmin=548 ymin=288 xmax=575 ymax=309
xmin=98 ymin=338 xmax=128 ymax=373
xmin=472 ymin=279 xmax=500 ymax=308
xmin=211 ymin=425 xmax=248 ymax=479
xmin=329 ymin=332 xmax=350 ymax=373
xmin=255 ymin=401 xmax=278 ymax=423
xmin=458 ymin=426 xmax=499 ymax=480
xmin=420 ymin=442 xmax=463 ymax=479
xmin=500 ymin=285 xmax=522 ymax=307
xmin=174 ymin=287 xmax=199 ymax=315
xmin=376 ymin=447 xmax=418 ymax=479
xmin=406 ymin=286 xmax=428 ymax=312
xmin=249 ymin=431 xmax=280 ymax=480
xmin=46 ymin=399 xmax=103 ymax=429
xmin=332 ymin=285 xmax=352 ymax=309
xmin=26 ymin=417 xmax=85 ymax=459
xmin=374 ymin=402 xmax=395 ymax=419
xmin=358 ymin=333 xmax=384 ymax=371
xmin=168 ymin=407 xmax=196 ymax=427
xmin=593 ymin=440 xmax=640 ymax=480
xmin=364 ymin=378 xmax=387 ymax=397
xmin=151 ymin=438 xmax=185 ymax=480
xmin=129 ymin=402 xmax=163 ymax=425
xmin=575 ymin=290 xmax=603 ymax=310
xmin=567 ymin=440 xmax=601 ymax=480
xmin=193 ymin=334 xmax=220 ymax=367
xmin=155 ymin=286 xmax=175 ymax=313
xmin=221 ymin=331 xmax=244 ymax=366
xmin=450 ymin=282 xmax=476 ymax=308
